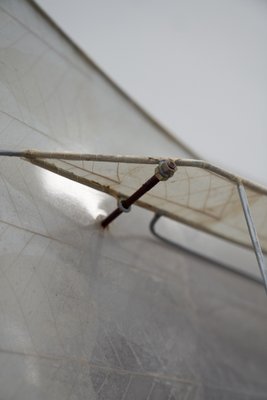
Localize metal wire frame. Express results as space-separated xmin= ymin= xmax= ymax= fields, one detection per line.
xmin=149 ymin=213 xmax=263 ymax=285
xmin=150 ymin=182 xmax=267 ymax=293
xmin=237 ymin=183 xmax=267 ymax=293
xmin=1 ymin=150 xmax=267 ymax=293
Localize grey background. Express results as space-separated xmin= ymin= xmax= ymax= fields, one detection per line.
xmin=37 ymin=0 xmax=267 ymax=184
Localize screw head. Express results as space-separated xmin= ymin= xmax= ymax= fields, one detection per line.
xmin=155 ymin=159 xmax=177 ymax=181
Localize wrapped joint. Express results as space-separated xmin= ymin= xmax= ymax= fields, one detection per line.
xmin=118 ymin=199 xmax=131 ymax=213
xmin=155 ymin=159 xmax=177 ymax=181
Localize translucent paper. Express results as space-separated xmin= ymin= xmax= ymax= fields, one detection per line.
xmin=24 ymin=152 xmax=267 ymax=252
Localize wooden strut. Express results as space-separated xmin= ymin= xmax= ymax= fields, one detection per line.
xmin=101 ymin=159 xmax=177 ymax=228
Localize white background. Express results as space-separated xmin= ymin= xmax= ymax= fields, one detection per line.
xmin=36 ymin=0 xmax=267 ymax=184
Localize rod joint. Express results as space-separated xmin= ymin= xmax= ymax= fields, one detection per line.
xmin=155 ymin=159 xmax=177 ymax=181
